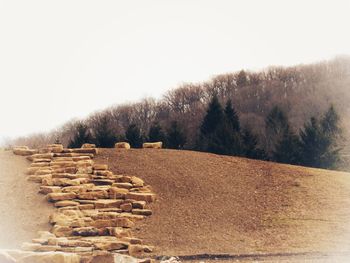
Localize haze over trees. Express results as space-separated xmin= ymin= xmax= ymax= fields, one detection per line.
xmin=10 ymin=56 xmax=350 ymax=170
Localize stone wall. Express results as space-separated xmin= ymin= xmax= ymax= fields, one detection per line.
xmin=12 ymin=144 xmax=156 ymax=263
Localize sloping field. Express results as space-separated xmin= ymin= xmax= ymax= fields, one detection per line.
xmin=0 ymin=150 xmax=53 ymax=248
xmin=95 ymin=149 xmax=350 ymax=259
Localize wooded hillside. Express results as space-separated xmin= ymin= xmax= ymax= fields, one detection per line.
xmin=12 ymin=56 xmax=350 ymax=168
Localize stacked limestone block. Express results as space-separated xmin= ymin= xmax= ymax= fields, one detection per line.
xmin=13 ymin=144 xmax=155 ymax=263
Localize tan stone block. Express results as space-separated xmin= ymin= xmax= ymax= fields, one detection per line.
xmin=120 ymin=203 xmax=132 ymax=212
xmin=78 ymin=204 xmax=95 ymax=210
xmin=47 ymin=144 xmax=64 ymax=153
xmin=91 ymin=179 xmax=115 ymax=185
xmin=108 ymin=227 xmax=132 ymax=238
xmin=52 ymin=167 xmax=77 ymax=174
xmin=115 ymin=142 xmax=131 ymax=149
xmin=132 ymin=209 xmax=152 ymax=216
xmin=13 ymin=147 xmax=38 ymax=156
xmin=40 ymin=186 xmax=60 ymax=195
xmin=42 ymin=177 xmax=54 ymax=186
xmin=94 ymin=240 xmax=129 ymax=251
xmin=35 ymin=169 xmax=53 ymax=175
xmin=47 ymin=192 xmax=77 ymax=202
xmin=27 ymin=153 xmax=54 ymax=161
xmin=81 ymin=143 xmax=96 ymax=149
xmin=72 ymin=148 xmax=98 ymax=154
xmin=128 ymin=244 xmax=144 ymax=256
xmin=94 ymin=199 xmax=123 ymax=209
xmin=30 ymin=162 xmax=50 ymax=168
xmin=93 ymin=164 xmax=108 ymax=170
xmin=54 ymin=200 xmax=80 ymax=207
xmin=52 ymin=226 xmax=73 ymax=237
xmin=142 ymin=142 xmax=162 ymax=149
xmin=72 ymin=227 xmax=99 ymax=236
xmin=32 ymin=158 xmax=51 ymax=163
xmin=52 ymin=173 xmax=77 ymax=179
xmin=109 ymin=187 xmax=129 ymax=199
xmin=52 ymin=178 xmax=80 ymax=187
xmin=78 ymin=191 xmax=108 ymax=200
xmin=112 ymin=182 xmax=133 ymax=189
xmin=130 ymin=176 xmax=144 ymax=187
xmin=120 ymin=237 xmax=142 ymax=245
xmin=59 ymin=246 xmax=93 ymax=253
xmin=131 ymin=201 xmax=146 ymax=209
xmin=92 ymin=218 xmax=134 ymax=228
xmin=57 ymin=239 xmax=92 ymax=247
xmin=125 ymin=192 xmax=155 ymax=203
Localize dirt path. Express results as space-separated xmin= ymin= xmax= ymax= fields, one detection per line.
xmin=0 ymin=150 xmax=53 ymax=248
xmin=96 ymin=149 xmax=350 ymax=260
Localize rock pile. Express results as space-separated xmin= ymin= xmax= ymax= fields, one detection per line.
xmin=12 ymin=144 xmax=156 ymax=263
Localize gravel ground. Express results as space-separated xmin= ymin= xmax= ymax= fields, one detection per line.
xmin=96 ymin=148 xmax=350 ymax=261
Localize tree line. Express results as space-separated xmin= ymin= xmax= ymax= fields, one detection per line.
xmin=10 ymin=56 xmax=349 ymax=170
xmin=68 ymin=94 xmax=343 ymax=170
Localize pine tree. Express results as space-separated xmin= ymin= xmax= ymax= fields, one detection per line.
xmin=224 ymin=99 xmax=240 ymax=132
xmin=321 ymin=105 xmax=341 ymax=136
xmin=318 ymin=105 xmax=342 ymax=168
xmin=299 ymin=110 xmax=342 ymax=170
xmin=299 ymin=117 xmax=323 ymax=167
xmin=273 ymin=125 xmax=301 ymax=164
xmin=242 ymin=128 xmax=267 ymax=160
xmin=94 ymin=116 xmax=116 ymax=148
xmin=148 ymin=122 xmax=166 ymax=143
xmin=125 ymin=123 xmax=143 ymax=148
xmin=166 ymin=121 xmax=186 ymax=149
xmin=206 ymin=121 xmax=242 ymax=155
xmin=200 ymin=95 xmax=224 ymax=136
xmin=68 ymin=123 xmax=92 ymax=148
xmin=265 ymin=106 xmax=289 ymax=155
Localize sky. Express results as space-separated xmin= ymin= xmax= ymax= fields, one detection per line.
xmin=1 ymin=0 xmax=350 ymax=144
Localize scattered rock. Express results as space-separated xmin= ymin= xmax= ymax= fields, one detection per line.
xmin=115 ymin=142 xmax=131 ymax=149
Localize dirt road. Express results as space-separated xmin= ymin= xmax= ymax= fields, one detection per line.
xmin=0 ymin=150 xmax=53 ymax=248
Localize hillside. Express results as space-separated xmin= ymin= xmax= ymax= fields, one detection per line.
xmin=95 ymin=148 xmax=350 ymax=259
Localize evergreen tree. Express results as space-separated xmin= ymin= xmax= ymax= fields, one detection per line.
xmin=166 ymin=121 xmax=186 ymax=149
xmin=68 ymin=123 xmax=92 ymax=148
xmin=206 ymin=121 xmax=242 ymax=155
xmin=273 ymin=125 xmax=301 ymax=164
xmin=242 ymin=128 xmax=267 ymax=160
xmin=265 ymin=106 xmax=289 ymax=155
xmin=321 ymin=105 xmax=341 ymax=136
xmin=299 ymin=107 xmax=342 ymax=170
xmin=94 ymin=116 xmax=116 ymax=148
xmin=300 ymin=105 xmax=342 ymax=169
xmin=200 ymin=95 xmax=224 ymax=136
xmin=299 ymin=117 xmax=323 ymax=167
xmin=148 ymin=122 xmax=166 ymax=143
xmin=224 ymin=99 xmax=240 ymax=132
xmin=125 ymin=123 xmax=143 ymax=148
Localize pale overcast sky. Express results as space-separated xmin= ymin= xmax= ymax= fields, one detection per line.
xmin=1 ymin=0 xmax=350 ymax=143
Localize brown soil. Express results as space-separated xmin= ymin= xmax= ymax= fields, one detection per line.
xmin=95 ymin=148 xmax=350 ymax=259
xmin=0 ymin=150 xmax=53 ymax=249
